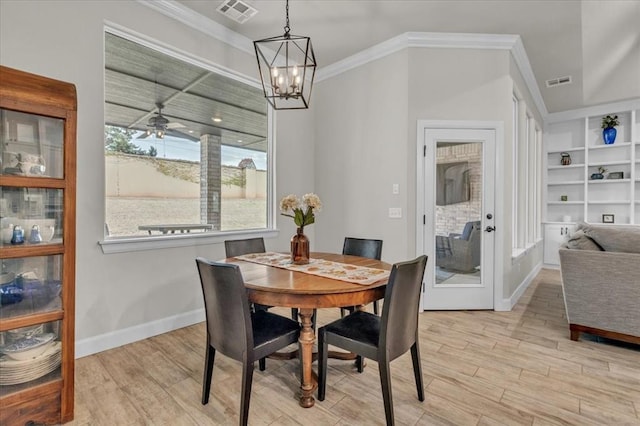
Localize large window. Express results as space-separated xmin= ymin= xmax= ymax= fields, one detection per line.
xmin=104 ymin=30 xmax=271 ymax=238
xmin=512 ymin=92 xmax=542 ymax=256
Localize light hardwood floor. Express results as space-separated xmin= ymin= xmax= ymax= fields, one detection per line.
xmin=69 ymin=269 xmax=640 ymax=425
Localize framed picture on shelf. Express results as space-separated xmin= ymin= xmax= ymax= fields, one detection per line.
xmin=608 ymin=171 xmax=623 ymax=179
xmin=602 ymin=214 xmax=615 ymax=223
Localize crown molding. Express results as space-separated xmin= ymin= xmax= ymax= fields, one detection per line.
xmin=544 ymin=98 xmax=640 ymax=124
xmin=318 ymin=32 xmax=547 ymax=117
xmin=136 ymin=0 xmax=254 ymax=56
xmin=137 ymin=1 xmax=548 ymax=116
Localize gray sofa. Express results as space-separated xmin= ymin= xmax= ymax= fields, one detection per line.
xmin=558 ymin=222 xmax=640 ymax=344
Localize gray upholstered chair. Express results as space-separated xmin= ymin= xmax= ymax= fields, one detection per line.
xmin=196 ymin=258 xmax=301 ymax=426
xmin=435 ymin=221 xmax=481 ymax=273
xmin=317 ymin=255 xmax=428 ymax=425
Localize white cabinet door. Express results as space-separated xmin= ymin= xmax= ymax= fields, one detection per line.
xmin=543 ymin=224 xmax=575 ymax=265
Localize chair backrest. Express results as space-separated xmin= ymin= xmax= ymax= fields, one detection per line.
xmin=224 ymin=237 xmax=266 ymax=258
xmin=342 ymin=237 xmax=383 ymax=260
xmin=460 ymin=221 xmax=481 ymax=240
xmin=380 ymin=255 xmax=428 ymax=361
xmin=195 ymin=257 xmax=253 ymax=362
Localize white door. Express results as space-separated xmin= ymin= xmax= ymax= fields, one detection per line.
xmin=420 ymin=127 xmax=496 ymax=309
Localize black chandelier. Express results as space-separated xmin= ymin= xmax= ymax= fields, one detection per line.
xmin=253 ymin=0 xmax=317 ymax=110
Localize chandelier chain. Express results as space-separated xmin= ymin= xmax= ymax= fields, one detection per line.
xmin=284 ymin=0 xmax=290 ymax=35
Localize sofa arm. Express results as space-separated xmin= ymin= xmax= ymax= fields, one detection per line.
xmin=559 ymin=248 xmax=640 ymax=338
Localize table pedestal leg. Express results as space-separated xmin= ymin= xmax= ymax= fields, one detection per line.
xmin=298 ymin=308 xmax=316 ymax=408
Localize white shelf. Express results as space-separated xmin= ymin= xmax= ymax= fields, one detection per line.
xmin=548 ymin=201 xmax=584 ymax=205
xmin=548 ymin=164 xmax=584 ymax=170
xmin=587 ymin=200 xmax=631 ymax=204
xmin=587 ymin=160 xmax=632 ymax=167
xmin=548 ymin=181 xmax=583 ymax=186
xmin=589 ymin=142 xmax=632 ymax=150
xmin=587 ymin=178 xmax=631 ymax=183
xmin=547 ymin=146 xmax=585 ymax=154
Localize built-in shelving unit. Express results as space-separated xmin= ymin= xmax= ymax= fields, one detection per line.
xmin=544 ymin=105 xmax=639 ymax=225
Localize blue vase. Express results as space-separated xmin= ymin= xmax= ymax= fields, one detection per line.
xmin=603 ymin=127 xmax=617 ymax=144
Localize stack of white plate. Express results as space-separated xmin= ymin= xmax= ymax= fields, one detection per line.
xmin=0 ymin=341 xmax=61 ymax=386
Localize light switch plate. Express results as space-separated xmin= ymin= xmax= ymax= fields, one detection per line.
xmin=388 ymin=207 xmax=402 ymax=218
xmin=392 ymin=184 xmax=399 ymax=194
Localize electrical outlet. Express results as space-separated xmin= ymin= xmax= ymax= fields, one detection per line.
xmin=388 ymin=207 xmax=402 ymax=218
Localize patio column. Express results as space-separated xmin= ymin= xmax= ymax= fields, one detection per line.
xmin=200 ymin=134 xmax=221 ymax=230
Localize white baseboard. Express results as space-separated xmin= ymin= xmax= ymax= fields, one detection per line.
xmin=499 ymin=262 xmax=543 ymax=311
xmin=75 ymin=308 xmax=205 ymax=358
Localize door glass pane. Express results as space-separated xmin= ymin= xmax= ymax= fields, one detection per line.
xmin=434 ymin=142 xmax=482 ymax=285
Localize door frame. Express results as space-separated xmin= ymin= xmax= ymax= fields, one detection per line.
xmin=416 ymin=120 xmax=506 ymax=312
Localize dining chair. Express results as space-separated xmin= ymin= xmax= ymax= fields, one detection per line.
xmin=196 ymin=257 xmax=301 ymax=426
xmin=317 ymin=255 xmax=428 ymax=426
xmin=341 ymin=237 xmax=384 ymax=316
xmin=225 ymin=237 xmax=315 ymax=337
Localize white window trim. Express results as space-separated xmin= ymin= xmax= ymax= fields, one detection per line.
xmin=101 ymin=24 xmax=276 ymax=252
xmin=511 ymin=95 xmax=519 ymax=254
xmin=99 ymin=229 xmax=280 ymax=254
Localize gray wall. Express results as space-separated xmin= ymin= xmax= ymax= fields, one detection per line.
xmin=0 ymin=1 xmax=313 ymax=351
xmin=1 ymin=0 xmax=542 ymax=354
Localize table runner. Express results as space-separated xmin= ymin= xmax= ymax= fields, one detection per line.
xmin=235 ymin=252 xmax=390 ymax=285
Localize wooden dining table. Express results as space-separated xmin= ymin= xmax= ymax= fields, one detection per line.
xmin=223 ymin=252 xmax=391 ymax=408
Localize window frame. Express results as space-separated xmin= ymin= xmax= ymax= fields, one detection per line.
xmin=99 ymin=25 xmax=277 ymax=254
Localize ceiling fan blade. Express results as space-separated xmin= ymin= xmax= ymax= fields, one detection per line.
xmin=136 ymin=131 xmax=151 ymax=139
xmin=167 ymin=122 xmax=186 ymax=129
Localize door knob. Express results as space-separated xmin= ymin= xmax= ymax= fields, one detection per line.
xmin=485 ymin=226 xmax=496 ymax=232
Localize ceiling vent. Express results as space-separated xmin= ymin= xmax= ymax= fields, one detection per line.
xmin=546 ymin=75 xmax=572 ymax=88
xmin=216 ymin=0 xmax=257 ymax=24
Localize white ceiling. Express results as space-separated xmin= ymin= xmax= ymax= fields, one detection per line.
xmin=176 ymin=0 xmax=640 ymax=114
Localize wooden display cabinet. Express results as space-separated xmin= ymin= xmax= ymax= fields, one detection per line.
xmin=0 ymin=66 xmax=76 ymax=424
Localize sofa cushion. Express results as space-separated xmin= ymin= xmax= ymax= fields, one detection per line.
xmin=577 ymin=222 xmax=640 ymax=254
xmin=566 ymin=230 xmax=603 ymax=251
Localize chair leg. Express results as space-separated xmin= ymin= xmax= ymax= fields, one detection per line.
xmin=356 ymin=355 xmax=364 ymax=373
xmin=378 ymin=360 xmax=395 ymax=426
xmin=410 ymin=342 xmax=424 ymax=401
xmin=317 ymin=328 xmax=328 ymax=401
xmin=291 ymin=307 xmax=298 ymax=321
xmin=202 ymin=344 xmax=215 ymax=405
xmin=259 ymin=357 xmax=266 ymax=371
xmin=373 ymin=300 xmax=379 ymax=315
xmin=240 ymin=361 xmax=254 ymax=426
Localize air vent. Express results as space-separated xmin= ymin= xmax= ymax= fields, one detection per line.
xmin=545 ymin=75 xmax=572 ymax=88
xmin=216 ymin=0 xmax=257 ymax=24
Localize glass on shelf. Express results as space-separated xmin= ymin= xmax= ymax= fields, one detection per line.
xmin=0 ymin=320 xmax=62 ymax=390
xmin=0 ymin=255 xmax=62 ymax=321
xmin=0 ymin=187 xmax=63 ymax=247
xmin=0 ymin=109 xmax=64 ymax=179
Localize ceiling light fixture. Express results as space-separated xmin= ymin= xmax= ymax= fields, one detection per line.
xmin=253 ymin=0 xmax=317 ymax=110
xmin=212 ymin=117 xmax=222 ymax=122
xmin=146 ymin=103 xmax=169 ymax=139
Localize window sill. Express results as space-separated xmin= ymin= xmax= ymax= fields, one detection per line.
xmin=511 ymin=239 xmax=543 ymax=263
xmin=99 ymin=229 xmax=280 ymax=254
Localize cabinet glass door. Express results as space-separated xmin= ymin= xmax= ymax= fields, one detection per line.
xmin=1 ymin=109 xmax=64 ymax=179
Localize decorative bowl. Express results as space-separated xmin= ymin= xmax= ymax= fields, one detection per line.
xmin=0 ymin=272 xmax=23 ymax=305
xmin=0 ymin=333 xmax=55 ymax=361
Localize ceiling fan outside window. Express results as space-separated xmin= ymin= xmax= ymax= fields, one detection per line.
xmin=142 ymin=103 xmax=186 ymax=139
